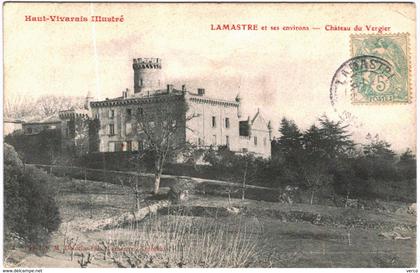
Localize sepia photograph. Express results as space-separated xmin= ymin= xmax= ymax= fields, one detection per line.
xmin=2 ymin=2 xmax=417 ymax=269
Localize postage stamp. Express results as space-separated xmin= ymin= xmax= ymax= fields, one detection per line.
xmin=330 ymin=55 xmax=397 ymax=111
xmin=349 ymin=33 xmax=410 ymax=104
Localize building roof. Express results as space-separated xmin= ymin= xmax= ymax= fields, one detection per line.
xmin=23 ymin=114 xmax=61 ymax=125
xmin=239 ymin=109 xmax=271 ymax=136
xmin=4 ymin=118 xmax=23 ymax=123
xmin=90 ymin=88 xmax=239 ymax=108
xmin=59 ymin=108 xmax=91 ymax=119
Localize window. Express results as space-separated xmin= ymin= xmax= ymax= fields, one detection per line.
xmin=138 ymin=107 xmax=144 ymax=116
xmin=109 ymin=109 xmax=114 ymax=119
xmin=109 ymin=124 xmax=115 ymax=136
xmin=212 ymin=135 xmax=217 ymax=146
xmin=126 ymin=108 xmax=132 ymax=117
xmin=125 ymin=123 xmax=132 ymax=134
xmin=127 ymin=141 xmax=132 ymax=151
xmin=132 ymin=141 xmax=139 ymax=151
xmin=115 ymin=142 xmax=124 ymax=152
xmin=94 ymin=113 xmax=99 ymax=119
xmin=212 ymin=116 xmax=216 ymax=128
xmin=108 ymin=142 xmax=115 ymax=152
xmin=264 ymin=137 xmax=267 ymax=146
xmin=226 ymin=135 xmax=230 ymax=148
xmin=254 ymin=136 xmax=258 ymax=146
xmin=225 ymin=118 xmax=230 ymax=128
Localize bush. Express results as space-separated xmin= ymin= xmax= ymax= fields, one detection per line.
xmin=4 ymin=144 xmax=61 ymax=252
xmin=4 ymin=129 xmax=61 ymax=165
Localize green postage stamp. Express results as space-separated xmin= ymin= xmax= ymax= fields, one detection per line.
xmin=350 ymin=33 xmax=411 ymax=104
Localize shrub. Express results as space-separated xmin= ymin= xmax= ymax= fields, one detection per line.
xmin=4 ymin=144 xmax=61 ymax=252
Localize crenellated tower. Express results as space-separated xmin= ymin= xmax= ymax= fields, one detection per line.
xmin=132 ymin=58 xmax=163 ymax=95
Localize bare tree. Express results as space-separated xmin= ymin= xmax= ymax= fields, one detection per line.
xmin=37 ymin=95 xmax=85 ymax=117
xmin=119 ymin=175 xmax=144 ymax=211
xmin=300 ymin=161 xmax=332 ymax=205
xmin=78 ymin=252 xmax=94 ymax=268
xmin=4 ymin=94 xmax=85 ymax=119
xmin=71 ymin=114 xmax=91 ymax=157
xmin=132 ymin=97 xmax=198 ymax=194
xmin=4 ymin=95 xmax=35 ymax=119
xmin=99 ymin=240 xmax=113 ymax=260
xmin=67 ymin=237 xmax=79 ymax=261
xmin=240 ymin=155 xmax=258 ymax=201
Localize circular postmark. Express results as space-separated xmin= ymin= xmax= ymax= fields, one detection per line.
xmin=330 ymin=55 xmax=397 ymax=111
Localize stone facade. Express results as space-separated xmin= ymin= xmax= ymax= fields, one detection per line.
xmin=22 ymin=115 xmax=61 ymax=136
xmin=90 ymin=91 xmax=186 ymax=153
xmin=59 ymin=108 xmax=91 ymax=155
xmin=62 ymin=57 xmax=273 ymax=158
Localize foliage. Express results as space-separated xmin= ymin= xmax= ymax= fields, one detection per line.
xmin=272 ymin=118 xmax=302 ymax=164
xmin=363 ymin=134 xmax=396 ymax=160
xmin=4 ymin=144 xmax=61 ymax=251
xmin=268 ymin=115 xmax=414 ymax=204
xmin=397 ymin=148 xmax=416 ymax=180
xmin=4 ymin=129 xmax=62 ymax=164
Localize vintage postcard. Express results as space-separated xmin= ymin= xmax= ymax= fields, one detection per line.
xmin=2 ymin=2 xmax=416 ymax=270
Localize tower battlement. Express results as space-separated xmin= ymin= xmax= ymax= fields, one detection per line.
xmin=133 ymin=58 xmax=162 ymax=69
xmin=133 ymin=57 xmax=163 ymax=94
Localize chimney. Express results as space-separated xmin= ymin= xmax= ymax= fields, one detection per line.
xmin=122 ymin=89 xmax=128 ymax=98
xmin=167 ymin=84 xmax=174 ymax=93
xmin=197 ymin=88 xmax=205 ymax=96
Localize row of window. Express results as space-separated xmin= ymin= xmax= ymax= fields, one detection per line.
xmin=109 ymin=125 xmax=267 ymax=147
xmin=107 ymin=108 xmax=142 ymax=119
xmin=211 ymin=116 xmax=230 ymax=129
xmin=197 ymin=135 xmax=267 ymax=147
xmin=107 ymin=110 xmax=231 ymax=132
xmin=108 ymin=140 xmax=140 ymax=152
xmin=107 ymin=120 xmax=176 ymax=136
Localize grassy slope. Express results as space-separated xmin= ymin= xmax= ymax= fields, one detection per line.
xmin=6 ymin=177 xmax=416 ymax=268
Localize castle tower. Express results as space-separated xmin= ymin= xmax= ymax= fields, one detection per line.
xmin=132 ymin=58 xmax=163 ymax=95
xmin=84 ymin=90 xmax=94 ymax=110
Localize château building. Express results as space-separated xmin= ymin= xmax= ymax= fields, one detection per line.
xmin=62 ymin=57 xmax=273 ymax=158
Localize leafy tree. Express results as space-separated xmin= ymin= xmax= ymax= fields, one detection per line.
xmin=363 ymin=134 xmax=395 ymax=160
xmin=4 ymin=144 xmax=61 ymax=252
xmin=273 ymin=117 xmax=303 ymax=164
xmin=397 ymin=148 xmax=416 ymax=180
xmin=5 ymin=129 xmax=61 ymax=165
xmin=400 ymin=148 xmax=416 ymax=162
xmin=317 ymin=115 xmax=355 ymax=159
xmin=299 ymin=116 xmax=355 ymax=204
xmin=302 ymin=124 xmax=325 ymax=158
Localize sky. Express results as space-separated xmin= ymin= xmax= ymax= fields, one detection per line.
xmin=4 ymin=3 xmax=416 ymax=152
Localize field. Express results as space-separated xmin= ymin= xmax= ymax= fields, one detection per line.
xmin=4 ymin=176 xmax=416 ymax=268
